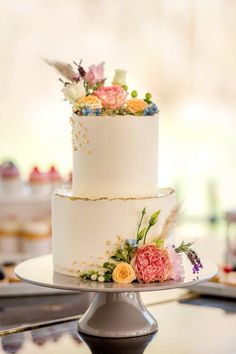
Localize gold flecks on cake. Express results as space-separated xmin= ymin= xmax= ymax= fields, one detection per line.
xmin=70 ymin=115 xmax=91 ymax=154
xmin=54 ymin=188 xmax=174 ymax=201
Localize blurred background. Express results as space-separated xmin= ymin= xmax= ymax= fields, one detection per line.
xmin=0 ymin=0 xmax=235 ymax=314
xmin=1 ymin=0 xmax=236 ymax=220
xmin=1 ymin=2 xmax=236 ymax=347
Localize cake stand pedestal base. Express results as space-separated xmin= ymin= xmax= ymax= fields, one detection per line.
xmin=78 ymin=292 xmax=157 ymax=338
xmin=15 ymin=255 xmax=218 ymax=338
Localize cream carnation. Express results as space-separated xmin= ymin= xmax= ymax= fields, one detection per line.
xmin=94 ymin=85 xmax=127 ymax=110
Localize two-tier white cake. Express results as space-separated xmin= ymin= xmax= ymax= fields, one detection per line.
xmin=52 ymin=113 xmax=176 ymax=276
xmin=48 ymin=59 xmax=191 ymax=284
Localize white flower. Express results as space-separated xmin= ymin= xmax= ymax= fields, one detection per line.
xmin=62 ymin=81 xmax=86 ymax=104
xmin=91 ymin=274 xmax=97 ymax=281
xmin=112 ymin=69 xmax=127 ymax=86
xmin=98 ymin=276 xmax=105 ymax=282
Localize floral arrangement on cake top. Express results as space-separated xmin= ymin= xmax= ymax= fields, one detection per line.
xmin=80 ymin=206 xmax=203 ymax=284
xmin=45 ymin=59 xmax=159 ymax=117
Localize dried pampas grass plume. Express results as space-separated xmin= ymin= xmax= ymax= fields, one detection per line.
xmin=159 ymin=203 xmax=182 ymax=240
xmin=43 ymin=58 xmax=76 ymax=82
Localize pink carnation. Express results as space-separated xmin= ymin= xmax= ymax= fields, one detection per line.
xmin=133 ymin=244 xmax=172 ymax=283
xmin=85 ymin=62 xmax=105 ymax=86
xmin=94 ymin=85 xmax=127 ymax=110
xmin=167 ymin=246 xmax=184 ymax=281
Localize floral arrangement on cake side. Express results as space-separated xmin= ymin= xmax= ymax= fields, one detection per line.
xmin=45 ymin=59 xmax=159 ymax=117
xmin=80 ymin=206 xmax=203 ymax=284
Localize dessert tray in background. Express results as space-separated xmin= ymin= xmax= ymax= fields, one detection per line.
xmin=187 ymin=210 xmax=236 ymax=299
xmin=0 ymin=162 xmax=72 ymax=296
xmin=186 ymin=266 xmax=236 ymax=299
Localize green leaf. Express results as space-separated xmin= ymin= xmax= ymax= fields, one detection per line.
xmin=111 ymin=248 xmax=127 ymax=262
xmin=175 ymin=241 xmax=194 ymax=254
xmin=81 ymin=272 xmax=92 ymax=279
xmin=103 ymin=262 xmax=116 ymax=272
xmin=104 ymin=271 xmax=113 ymax=282
xmin=142 ymin=207 xmax=147 ymax=216
xmin=149 ymin=210 xmax=161 ymax=226
xmin=137 ymin=227 xmax=146 ymax=242
xmin=154 ymin=238 xmax=164 ymax=248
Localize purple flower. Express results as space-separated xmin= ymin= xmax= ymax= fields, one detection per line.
xmin=187 ymin=249 xmax=203 ymax=274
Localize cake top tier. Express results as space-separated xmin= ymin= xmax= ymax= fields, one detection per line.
xmin=45 ymin=59 xmax=159 ymax=117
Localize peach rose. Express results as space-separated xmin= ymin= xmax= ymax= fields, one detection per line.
xmin=126 ymin=98 xmax=148 ymax=115
xmin=76 ymin=95 xmax=102 ymax=109
xmin=112 ymin=262 xmax=136 ymax=284
xmin=94 ymin=85 xmax=127 ymax=109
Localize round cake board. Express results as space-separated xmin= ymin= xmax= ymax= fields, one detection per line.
xmin=15 ymin=255 xmax=217 ymax=338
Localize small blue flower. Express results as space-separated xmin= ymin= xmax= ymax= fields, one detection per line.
xmin=93 ymin=108 xmax=102 ymax=116
xmin=81 ymin=106 xmax=92 ymax=116
xmin=144 ymin=107 xmax=151 ymax=116
xmin=126 ymin=239 xmax=138 ymax=248
xmin=149 ymin=103 xmax=159 ymax=114
xmin=144 ymin=103 xmax=159 ymax=116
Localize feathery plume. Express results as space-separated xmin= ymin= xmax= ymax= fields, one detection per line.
xmin=43 ymin=58 xmax=77 ymax=82
xmin=159 ymin=203 xmax=182 ymax=240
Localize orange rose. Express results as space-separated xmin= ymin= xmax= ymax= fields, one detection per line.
xmin=126 ymin=98 xmax=148 ymax=115
xmin=77 ymin=95 xmax=102 ymax=109
xmin=112 ymin=262 xmax=136 ymax=284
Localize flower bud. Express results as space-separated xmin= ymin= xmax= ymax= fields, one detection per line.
xmin=91 ymin=274 xmax=97 ymax=281
xmin=112 ymin=69 xmax=127 ymax=86
xmin=98 ymin=276 xmax=105 ymax=282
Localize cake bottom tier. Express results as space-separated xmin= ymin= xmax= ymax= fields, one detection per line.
xmin=52 ymin=188 xmax=176 ymax=276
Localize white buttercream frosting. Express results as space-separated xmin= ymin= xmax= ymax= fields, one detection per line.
xmin=71 ymin=115 xmax=159 ymax=198
xmin=52 ymin=188 xmax=176 ymax=276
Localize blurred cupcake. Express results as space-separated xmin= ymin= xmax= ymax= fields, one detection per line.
xmin=21 ymin=220 xmax=51 ymax=255
xmin=0 ymin=218 xmax=20 ymax=254
xmin=0 ymin=161 xmax=21 ymax=196
xmin=47 ymin=165 xmax=62 ymax=190
xmin=29 ymin=166 xmax=50 ymax=195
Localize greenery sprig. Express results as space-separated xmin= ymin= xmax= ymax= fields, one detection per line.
xmin=111 ymin=241 xmax=136 ymax=263
xmin=136 ymin=207 xmax=147 ymax=242
xmin=136 ymin=208 xmax=161 ymax=244
xmin=175 ymin=241 xmax=194 ymax=254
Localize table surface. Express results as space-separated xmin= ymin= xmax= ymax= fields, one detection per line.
xmin=0 ymin=291 xmax=236 ymax=354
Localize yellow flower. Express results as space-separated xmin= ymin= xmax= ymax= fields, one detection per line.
xmin=126 ymin=98 xmax=148 ymax=115
xmin=76 ymin=95 xmax=102 ymax=109
xmin=112 ymin=262 xmax=136 ymax=284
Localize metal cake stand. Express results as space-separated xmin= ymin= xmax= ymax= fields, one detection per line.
xmin=15 ymin=255 xmax=217 ymax=338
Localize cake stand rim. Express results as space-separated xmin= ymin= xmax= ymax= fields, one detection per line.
xmin=15 ymin=254 xmax=218 ymax=293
